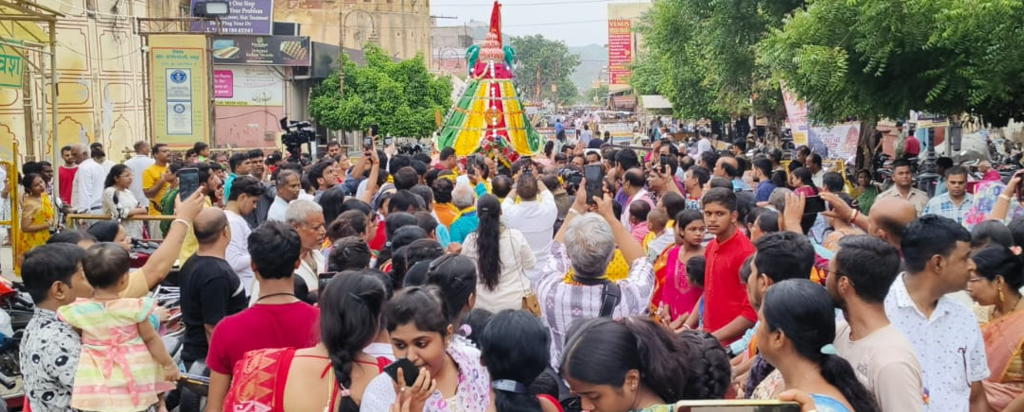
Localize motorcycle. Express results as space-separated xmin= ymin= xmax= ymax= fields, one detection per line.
xmin=152 ymin=284 xmax=208 ymax=412
xmin=130 ymin=239 xmax=160 ymax=269
xmin=0 ymin=281 xmax=36 ymax=412
xmin=873 ymin=152 xmax=894 ymax=190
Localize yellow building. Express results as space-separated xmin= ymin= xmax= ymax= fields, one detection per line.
xmin=273 ymin=0 xmax=432 ymax=66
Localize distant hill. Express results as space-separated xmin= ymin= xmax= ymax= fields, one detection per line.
xmin=569 ymin=44 xmax=607 ymax=94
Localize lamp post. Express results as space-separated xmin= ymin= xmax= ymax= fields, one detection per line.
xmin=917 ymin=127 xmax=940 ymax=196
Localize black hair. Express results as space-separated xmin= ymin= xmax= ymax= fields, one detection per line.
xmin=410 ymin=185 xmax=435 ymax=210
xmin=790 ymin=167 xmax=816 ymax=190
xmin=822 ymin=172 xmax=845 ymax=193
xmin=388 ymin=190 xmax=422 ymax=214
xmin=229 ymin=152 xmax=248 ymax=172
xmin=755 ymin=210 xmax=780 ymax=234
xmin=384 ymin=286 xmax=450 ymax=336
xmin=678 ymin=330 xmax=729 ymax=400
xmin=82 ymin=243 xmax=131 ymax=289
xmin=685 ymin=256 xmax=706 ymax=288
xmin=902 ymin=215 xmax=972 ymax=272
xmin=891 ymin=159 xmax=911 ymax=173
xmin=440 ymin=147 xmax=457 ymax=161
xmin=753 ymin=232 xmax=815 ymax=283
xmin=22 ymin=243 xmax=85 ymax=303
xmin=946 ymin=165 xmax=968 ymax=179
xmin=22 ymin=161 xmax=40 ymax=176
xmin=307 ymin=159 xmax=336 ymax=190
xmin=937 ymin=157 xmax=955 ymax=170
xmin=61 ymin=145 xmax=71 ymax=154
xmin=972 ymin=245 xmax=1024 ymax=290
xmin=341 ymin=198 xmax=373 ymax=216
xmin=689 ymin=166 xmax=710 ymax=187
xmin=971 ymin=220 xmax=1014 ymax=249
xmin=21 ymin=173 xmax=42 ymax=193
xmin=807 ymin=153 xmax=822 ymax=168
xmin=475 ymin=194 xmax=503 ymax=291
xmin=388 ymin=226 xmax=429 ymax=286
xmin=719 ymin=159 xmax=740 ymax=179
xmin=193 ymin=142 xmax=209 ymax=154
xmin=770 ymin=170 xmax=788 ymax=189
xmin=395 ymin=238 xmax=445 ymax=289
xmin=461 ymin=308 xmax=493 ymax=347
xmin=709 ymin=176 xmax=732 ymax=190
xmin=394 ymin=166 xmax=419 ymax=191
xmin=411 ymin=160 xmax=428 ymax=178
xmin=516 ymin=173 xmax=539 ymax=201
xmin=630 ymin=201 xmax=651 ymax=222
xmin=624 ymin=168 xmax=646 ymax=189
xmin=661 ymin=192 xmax=686 ymax=220
xmin=318 ymin=186 xmax=349 ymax=226
xmin=491 ymin=175 xmax=514 ymax=199
xmin=615 ymin=149 xmax=640 ymax=171
xmin=327 ymin=210 xmax=368 ymax=242
xmin=433 ymin=176 xmax=454 ymax=204
xmin=702 ymin=187 xmax=737 ymax=211
xmin=562 ymin=317 xmax=690 ymax=404
xmin=425 ymin=254 xmax=478 ymax=326
xmin=414 ymin=211 xmax=439 ymax=236
xmin=248 ymin=149 xmax=265 ymax=160
xmin=104 ymin=164 xmax=130 ymax=189
xmin=87 ymin=220 xmax=122 ymax=243
xmin=1009 ymin=217 xmax=1024 ymax=247
xmin=835 ymin=235 xmax=903 ymax=303
xmin=744 ymin=207 xmax=770 ymax=229
xmin=389 ymin=155 xmax=413 ymax=176
xmin=762 ymin=279 xmax=880 ymax=412
xmin=480 ymin=310 xmax=551 ymax=412
xmin=375 ymin=212 xmax=418 ymax=269
xmin=228 ymin=176 xmax=265 ymax=202
xmin=328 ymin=237 xmax=372 ymax=272
xmin=752 ymin=157 xmax=772 ymax=179
xmin=47 ymin=230 xmax=97 ymax=246
xmin=319 ymin=270 xmax=387 ymax=412
xmin=675 ymin=209 xmax=704 ymax=233
xmin=700 ymin=151 xmax=719 ymax=171
xmin=248 ymin=221 xmax=303 ymax=280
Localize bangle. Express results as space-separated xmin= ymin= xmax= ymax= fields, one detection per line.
xmin=568 ymin=208 xmax=581 ymax=217
xmin=1000 ymin=194 xmax=1013 ymax=203
xmin=848 ymin=209 xmax=859 ymax=224
xmin=172 ymin=218 xmax=191 ymax=230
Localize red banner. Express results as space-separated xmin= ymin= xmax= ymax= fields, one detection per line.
xmin=608 ymin=19 xmax=632 ymax=85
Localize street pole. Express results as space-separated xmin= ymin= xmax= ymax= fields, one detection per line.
xmin=918 ymin=127 xmax=940 ymax=197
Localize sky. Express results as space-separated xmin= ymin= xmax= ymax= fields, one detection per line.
xmin=429 ymin=0 xmax=648 ymax=47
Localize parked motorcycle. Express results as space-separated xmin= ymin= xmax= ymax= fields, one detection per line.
xmin=0 ymin=281 xmax=36 ymax=412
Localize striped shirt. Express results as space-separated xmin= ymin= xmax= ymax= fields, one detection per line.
xmin=922 ymin=193 xmax=974 ymax=226
xmin=535 ymin=242 xmax=655 ymax=371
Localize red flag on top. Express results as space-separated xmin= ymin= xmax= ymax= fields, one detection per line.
xmin=489 ymin=1 xmax=502 ymax=47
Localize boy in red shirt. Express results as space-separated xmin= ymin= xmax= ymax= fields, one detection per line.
xmin=701 ymin=188 xmax=757 ymax=345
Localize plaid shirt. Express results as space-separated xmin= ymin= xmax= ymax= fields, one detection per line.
xmin=922 ymin=192 xmax=974 ymax=225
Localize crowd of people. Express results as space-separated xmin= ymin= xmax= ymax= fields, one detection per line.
xmin=6 ymin=131 xmax=1024 ymax=412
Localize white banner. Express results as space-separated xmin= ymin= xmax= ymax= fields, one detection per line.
xmin=214 ymin=65 xmax=285 ymax=106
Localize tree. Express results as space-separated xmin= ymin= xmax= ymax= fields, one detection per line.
xmin=758 ymin=0 xmax=1024 ymax=125
xmin=635 ymin=0 xmax=799 ymax=123
xmin=510 ymin=34 xmax=581 ymax=106
xmin=309 ymin=44 xmax=453 ymax=137
xmin=583 ymin=84 xmax=610 ymax=105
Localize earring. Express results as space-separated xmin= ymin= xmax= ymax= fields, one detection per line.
xmin=1000 ymin=288 xmax=1006 ymax=303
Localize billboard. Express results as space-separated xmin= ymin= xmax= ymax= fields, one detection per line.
xmin=213 ymin=65 xmax=285 ymax=106
xmin=149 ymin=35 xmax=210 ymax=146
xmin=608 ymin=20 xmax=633 ymax=85
xmin=211 ymin=35 xmax=310 ymax=66
xmin=190 ymin=0 xmax=274 ymax=35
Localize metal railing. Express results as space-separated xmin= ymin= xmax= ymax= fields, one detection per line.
xmin=65 ymin=213 xmax=176 ymax=228
xmin=0 ymin=142 xmax=20 ymax=267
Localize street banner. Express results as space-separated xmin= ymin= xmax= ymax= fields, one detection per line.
xmin=0 ymin=42 xmax=23 ymax=89
xmin=780 ymin=81 xmax=809 ymax=147
xmin=191 ymin=0 xmax=275 ymax=35
xmin=213 ymin=65 xmax=284 ymax=106
xmin=608 ymin=20 xmax=632 ymax=85
xmin=809 ymin=122 xmax=860 ymax=161
xmin=211 ymin=35 xmax=310 ymax=66
xmin=149 ymin=35 xmax=210 ymax=147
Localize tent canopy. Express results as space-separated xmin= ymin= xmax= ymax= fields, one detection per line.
xmin=640 ymin=95 xmax=671 ymax=110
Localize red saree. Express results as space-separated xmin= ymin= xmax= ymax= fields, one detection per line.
xmin=982 ymin=310 xmax=1024 ymax=411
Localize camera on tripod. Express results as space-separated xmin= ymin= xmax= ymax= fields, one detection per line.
xmin=280 ymin=117 xmax=317 ymax=163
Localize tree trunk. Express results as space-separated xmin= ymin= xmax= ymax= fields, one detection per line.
xmin=855 ymin=117 xmax=878 ymax=172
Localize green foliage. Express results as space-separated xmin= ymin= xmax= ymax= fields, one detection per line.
xmin=509 ymin=34 xmax=582 ymax=106
xmin=583 ymin=84 xmax=610 ymax=105
xmin=759 ymin=0 xmax=1024 ymax=124
xmin=308 ymin=44 xmax=453 ymax=137
xmin=635 ymin=0 xmax=799 ymax=121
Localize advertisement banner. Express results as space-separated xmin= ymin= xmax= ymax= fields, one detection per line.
xmin=214 ymin=70 xmax=233 ymax=98
xmin=149 ymin=35 xmax=209 ymax=146
xmin=211 ymin=35 xmax=310 ymax=66
xmin=780 ymin=81 xmax=809 ymax=147
xmin=0 ymin=43 xmax=22 ymax=89
xmin=608 ymin=20 xmax=632 ymax=85
xmin=191 ymin=0 xmax=274 ymax=35
xmin=214 ymin=65 xmax=284 ymax=106
xmin=809 ymin=122 xmax=860 ymax=161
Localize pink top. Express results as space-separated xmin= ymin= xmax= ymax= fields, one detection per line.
xmin=661 ymin=246 xmax=703 ymax=320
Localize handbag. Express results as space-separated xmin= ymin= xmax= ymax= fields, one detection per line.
xmin=508 ymin=229 xmax=542 ymax=316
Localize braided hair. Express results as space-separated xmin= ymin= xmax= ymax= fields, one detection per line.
xmin=319 ymin=270 xmax=387 ymax=412
xmin=678 ymin=330 xmax=730 ymax=399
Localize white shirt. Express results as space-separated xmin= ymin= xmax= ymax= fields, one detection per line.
xmin=124 ymin=154 xmax=155 ymax=204
xmin=580 ymin=130 xmax=593 ymax=146
xmin=267 ymin=196 xmax=290 ymax=222
xmin=884 ymin=273 xmax=989 ymax=412
xmin=248 ymin=251 xmax=324 ymax=306
xmin=647 ymin=230 xmax=675 ymax=262
xmin=100 ymin=159 xmax=116 ymax=175
xmin=71 ymin=159 xmax=106 ymax=212
xmin=811 ymin=169 xmax=825 ymax=188
xmin=697 ymin=138 xmax=712 ymax=156
xmin=461 ymin=228 xmax=536 ymax=312
xmin=224 ymin=210 xmax=254 ymax=295
xmin=501 ymin=190 xmax=558 ymax=269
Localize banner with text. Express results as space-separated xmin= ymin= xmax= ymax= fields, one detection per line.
xmin=809 ymin=123 xmax=860 ymax=162
xmin=149 ymin=35 xmax=210 ymax=147
xmin=213 ymin=65 xmax=284 ymax=106
xmin=211 ymin=35 xmax=310 ymax=66
xmin=608 ymin=20 xmax=632 ymax=85
xmin=191 ymin=0 xmax=274 ymax=35
xmin=0 ymin=42 xmax=23 ymax=89
xmin=780 ymin=81 xmax=809 ymax=148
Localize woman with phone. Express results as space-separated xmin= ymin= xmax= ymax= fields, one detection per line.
xmin=756 ymin=279 xmax=879 ymax=412
xmin=222 ymin=270 xmax=388 ymax=412
xmin=788 ymin=168 xmax=819 ymax=198
xmin=360 ymin=286 xmax=491 ymax=412
xmin=103 ymin=164 xmax=147 ymax=241
xmin=560 ymin=316 xmax=692 ymax=412
xmin=461 ymin=194 xmax=536 ymax=312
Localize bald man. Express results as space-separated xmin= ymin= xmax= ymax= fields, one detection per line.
xmin=178 ymin=208 xmax=248 ymax=367
xmin=716 ymin=156 xmax=750 ymax=192
xmin=823 ymin=193 xmax=916 ymax=251
xmin=620 ymin=168 xmax=654 ymax=231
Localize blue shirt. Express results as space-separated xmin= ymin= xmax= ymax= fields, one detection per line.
xmin=450 ymin=212 xmax=479 ymax=244
xmin=922 ymin=192 xmax=974 ymax=226
xmin=732 ymin=179 xmax=752 ymax=192
xmin=223 ymin=173 xmax=237 ymax=200
xmin=755 ymin=181 xmax=776 ymax=202
xmin=555 ymin=122 xmax=564 ymax=134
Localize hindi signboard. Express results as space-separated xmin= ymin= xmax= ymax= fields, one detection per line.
xmin=214 ymin=65 xmax=284 ymax=106
xmin=211 ymin=35 xmax=310 ymax=66
xmin=608 ymin=20 xmax=632 ymax=85
xmin=0 ymin=43 xmax=23 ymax=89
xmin=191 ymin=0 xmax=274 ymax=35
xmin=149 ymin=35 xmax=210 ymax=146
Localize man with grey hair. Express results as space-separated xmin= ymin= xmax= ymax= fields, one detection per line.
xmin=70 ymin=143 xmax=105 ymax=220
xmin=250 ymin=199 xmax=325 ymax=305
xmin=449 ymin=181 xmax=479 ymax=244
xmin=267 ymin=169 xmax=301 ymax=223
xmin=533 ymin=182 xmax=654 ymax=371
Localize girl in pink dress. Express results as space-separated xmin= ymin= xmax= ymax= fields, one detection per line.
xmin=652 ymin=210 xmax=706 ymax=322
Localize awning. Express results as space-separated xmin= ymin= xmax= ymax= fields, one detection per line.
xmin=0 ymin=1 xmax=61 ymax=45
xmin=640 ymin=95 xmax=671 ymax=110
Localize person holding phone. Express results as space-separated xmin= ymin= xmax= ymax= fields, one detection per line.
xmin=360 ymin=287 xmax=491 ymax=412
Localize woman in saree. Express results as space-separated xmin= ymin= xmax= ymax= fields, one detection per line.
xmin=650 ymin=209 xmax=705 ymax=322
xmin=967 ymin=244 xmax=1024 ymax=411
xmin=15 ymin=173 xmax=53 ymax=275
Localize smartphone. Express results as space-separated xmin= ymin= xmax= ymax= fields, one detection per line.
xmin=384 ymin=137 xmax=393 ymax=146
xmin=177 ymin=167 xmax=200 ymax=201
xmin=1015 ymin=170 xmax=1024 ymax=202
xmin=384 ymin=358 xmax=420 ymax=387
xmin=674 ymin=400 xmax=800 ymax=412
xmin=364 ymin=137 xmax=373 ymax=149
xmin=318 ymin=272 xmax=337 ymax=291
xmin=370 ymin=124 xmax=379 ymax=137
xmin=803 ymin=196 xmax=827 ymax=215
xmin=178 ymin=373 xmax=210 ymax=396
xmin=584 ymin=164 xmax=604 ymax=205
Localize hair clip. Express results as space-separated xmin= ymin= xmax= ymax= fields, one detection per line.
xmin=459 ymin=324 xmax=472 ymax=336
xmin=820 ymin=343 xmax=838 ymax=355
xmin=492 ymin=379 xmax=530 ymax=394
xmin=349 ymin=293 xmax=363 ymax=303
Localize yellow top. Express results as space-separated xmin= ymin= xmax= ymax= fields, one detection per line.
xmin=177 ymin=196 xmax=212 ymax=265
xmin=142 ymin=164 xmax=169 ymax=215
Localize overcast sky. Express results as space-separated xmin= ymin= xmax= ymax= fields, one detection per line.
xmin=430 ymin=0 xmax=647 ymax=47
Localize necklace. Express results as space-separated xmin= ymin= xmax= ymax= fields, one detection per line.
xmin=1001 ymin=294 xmax=1023 ymax=318
xmin=256 ymin=292 xmax=296 ymax=302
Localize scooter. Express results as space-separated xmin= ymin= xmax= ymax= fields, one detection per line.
xmin=0 ymin=282 xmax=36 ymax=412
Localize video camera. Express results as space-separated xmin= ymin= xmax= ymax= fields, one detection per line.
xmin=559 ymin=167 xmax=583 ymax=195
xmin=280 ymin=117 xmax=317 ymax=163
